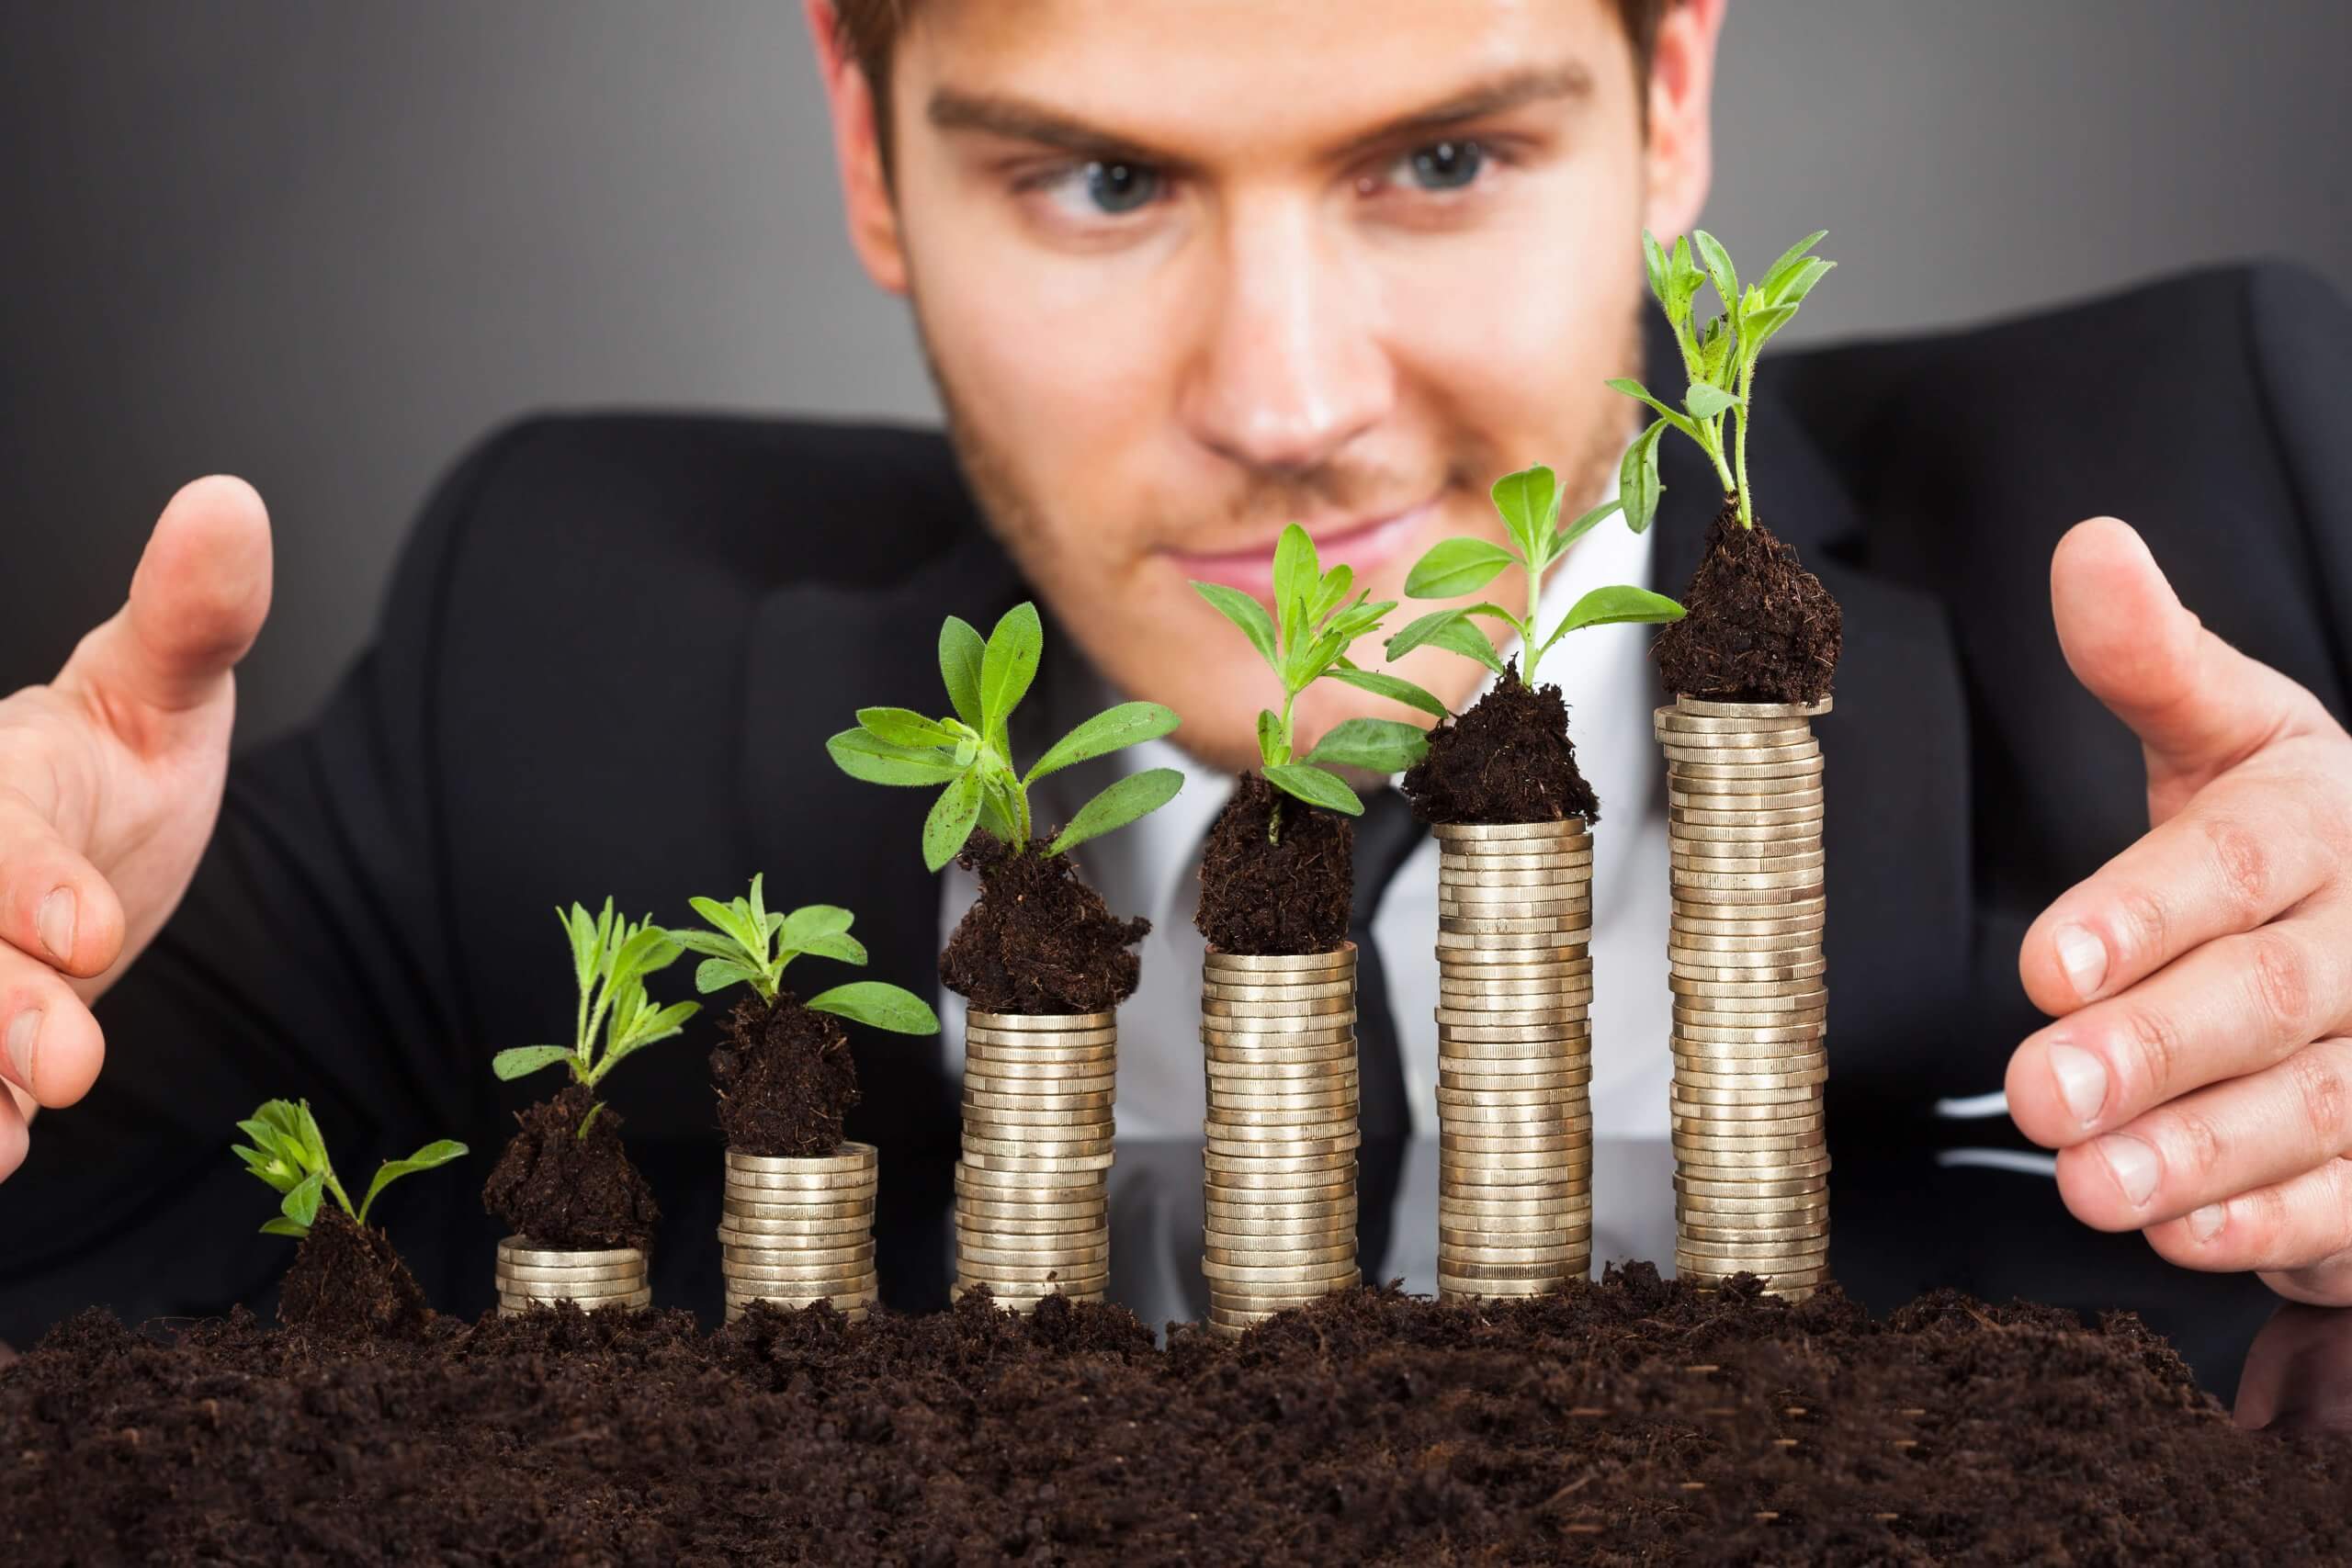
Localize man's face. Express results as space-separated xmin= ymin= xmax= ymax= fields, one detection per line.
xmin=845 ymin=0 xmax=1705 ymax=771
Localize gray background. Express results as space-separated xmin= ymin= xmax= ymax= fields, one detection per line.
xmin=5 ymin=0 xmax=2346 ymax=744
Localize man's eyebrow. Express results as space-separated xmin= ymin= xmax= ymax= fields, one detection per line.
xmin=1339 ymin=62 xmax=1598 ymax=156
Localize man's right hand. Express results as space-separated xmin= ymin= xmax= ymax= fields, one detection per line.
xmin=0 ymin=477 xmax=273 ymax=1179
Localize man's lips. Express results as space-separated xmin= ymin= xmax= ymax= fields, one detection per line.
xmin=1167 ymin=499 xmax=1441 ymax=597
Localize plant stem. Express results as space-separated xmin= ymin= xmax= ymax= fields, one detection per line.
xmin=324 ymin=1166 xmax=356 ymax=1224
xmin=1520 ymin=554 xmax=1544 ymax=685
xmin=1733 ymin=351 xmax=1758 ymax=527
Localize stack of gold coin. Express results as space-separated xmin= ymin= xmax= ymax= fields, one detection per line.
xmin=1200 ymin=944 xmax=1363 ymax=1337
xmin=1656 ymin=694 xmax=1833 ymax=1301
xmin=718 ymin=1143 xmax=880 ymax=1323
xmin=953 ymin=1010 xmax=1115 ymax=1313
xmin=1431 ymin=818 xmax=1596 ymax=1303
xmin=493 ymin=1236 xmax=650 ymax=1314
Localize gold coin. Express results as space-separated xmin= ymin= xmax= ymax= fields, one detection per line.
xmin=1669 ymin=778 xmax=1826 ymax=801
xmin=714 ymin=1222 xmax=871 ymax=1249
xmin=1199 ymin=977 xmax=1357 ymax=1004
xmin=1204 ymin=1133 xmax=1361 ymax=1162
xmin=1673 ymin=1167 xmax=1828 ymax=1194
xmin=967 ymin=1010 xmax=1117 ymax=1032
xmin=1668 ymin=1091 xmax=1824 ymax=1120
xmin=1199 ymin=1257 xmax=1362 ymax=1284
xmin=1434 ymin=929 xmax=1590 ymax=953
xmin=1202 ymin=1055 xmax=1358 ymax=1080
xmin=1672 ymin=998 xmax=1828 ymax=1024
xmin=960 ymin=1128 xmax=1114 ymax=1156
xmin=495 ymin=1237 xmax=645 ymax=1267
xmin=1200 ymin=1028 xmax=1358 ymax=1054
xmin=723 ymin=1144 xmax=876 ymax=1175
xmin=1672 ymin=695 xmax=1831 ymax=718
xmin=718 ymin=1204 xmax=872 ymax=1234
xmin=499 ymin=1288 xmax=653 ymax=1312
xmin=1204 ymin=1107 xmax=1360 ymax=1135
xmin=959 ymin=1269 xmax=1110 ymax=1293
xmin=1679 ymin=1217 xmax=1828 ymax=1243
xmin=964 ymin=1040 xmax=1117 ymax=1066
xmin=1653 ymin=711 xmax=1816 ymax=738
xmin=1438 ymin=1144 xmax=1584 ymax=1170
xmin=1436 ymin=1027 xmax=1592 ymax=1052
xmin=961 ymin=1055 xmax=1119 ymax=1083
xmin=1203 ymin=1190 xmax=1356 ymax=1218
xmin=957 ymin=1149 xmax=1117 ymax=1176
xmin=965 ymin=1022 xmax=1118 ymax=1047
xmin=1670 ymin=1141 xmax=1832 ymax=1172
xmin=1676 ymin=1243 xmax=1829 ymax=1269
xmin=1671 ymin=890 xmax=1827 ymax=916
xmin=1202 ymin=1149 xmax=1357 ymax=1179
xmin=1439 ymin=1129 xmax=1589 ymax=1154
xmin=1669 ymin=750 xmax=1826 ymax=775
xmin=1658 ymin=733 xmax=1822 ymax=761
xmin=1202 ymin=944 xmax=1356 ymax=975
xmin=961 ymin=1102 xmax=1115 ymax=1131
xmin=1670 ymin=804 xmax=1826 ymax=829
xmin=962 ymin=1085 xmax=1118 ymax=1111
xmin=1439 ymin=1221 xmax=1591 ymax=1246
xmin=1436 ymin=1105 xmax=1592 ymax=1134
xmin=1430 ymin=1002 xmax=1591 ymax=1029
xmin=1204 ymin=1176 xmax=1355 ymax=1205
xmin=1437 ymin=1071 xmax=1592 ymax=1095
xmin=1200 ymin=994 xmax=1354 ymax=1021
xmin=1673 ymin=1067 xmax=1830 ymax=1094
xmin=721 ymin=1235 xmax=874 ymax=1264
xmin=1439 ymin=1164 xmax=1593 ymax=1191
xmin=1671 ymin=1019 xmax=1825 ymax=1045
xmin=1677 ymin=1157 xmax=1834 ymax=1186
xmin=1202 ymin=1240 xmax=1356 ymax=1268
xmin=1439 ymin=1252 xmax=1588 ymax=1280
xmin=1676 ymin=1197 xmax=1830 ymax=1222
xmin=1670 ymin=1125 xmax=1824 ymax=1154
xmin=1430 ymin=820 xmax=1589 ymax=842
xmin=953 ymin=1158 xmax=1106 ymax=1185
xmin=1206 ymin=1280 xmax=1359 ymax=1311
xmin=1204 ymin=1205 xmax=1357 ymax=1234
xmin=1668 ymin=979 xmax=1828 ymax=1008
xmin=1434 ymin=957 xmax=1593 ymax=982
xmin=1668 ymin=959 xmax=1827 ymax=986
xmin=1670 ymin=847 xmax=1828 ymax=876
xmin=958 ymin=1236 xmax=1112 ymax=1264
xmin=950 ymin=1196 xmax=1108 ymax=1224
xmin=1440 ymin=1202 xmax=1591 ymax=1228
xmin=1439 ymin=869 xmax=1589 ymax=895
xmin=495 ymin=1262 xmax=645 ymax=1290
xmin=1432 ymin=1273 xmax=1566 ymax=1298
xmin=1436 ymin=981 xmax=1595 ymax=1007
xmin=949 ymin=1209 xmax=1106 ymax=1238
xmin=1434 ymin=853 xmax=1592 ymax=876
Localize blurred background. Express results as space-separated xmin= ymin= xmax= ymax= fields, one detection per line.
xmin=4 ymin=0 xmax=2347 ymax=744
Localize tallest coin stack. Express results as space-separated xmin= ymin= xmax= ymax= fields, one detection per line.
xmin=1656 ymin=694 xmax=1832 ymax=1300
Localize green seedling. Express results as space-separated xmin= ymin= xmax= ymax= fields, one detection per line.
xmin=827 ymin=603 xmax=1187 ymax=873
xmin=491 ymin=897 xmax=701 ymax=1134
xmin=1193 ymin=523 xmax=1444 ymax=826
xmin=232 ymin=1098 xmax=466 ymax=1239
xmin=1386 ymin=463 xmax=1684 ymax=682
xmin=1609 ymin=228 xmax=1835 ymax=531
xmin=672 ymin=873 xmax=940 ymax=1034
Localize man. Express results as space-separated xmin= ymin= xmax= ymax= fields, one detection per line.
xmin=2 ymin=0 xmax=2348 ymax=1337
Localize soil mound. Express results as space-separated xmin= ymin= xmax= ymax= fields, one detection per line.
xmin=480 ymin=1083 xmax=658 ymax=1249
xmin=711 ymin=992 xmax=860 ymax=1156
xmin=1401 ymin=661 xmax=1600 ymax=825
xmin=5 ymin=1269 xmax=2343 ymax=1563
xmin=1652 ymin=502 xmax=1843 ymax=702
xmin=276 ymin=1207 xmax=428 ymax=1341
xmin=1196 ymin=772 xmax=1353 ymax=954
xmin=940 ymin=832 xmax=1148 ymax=1014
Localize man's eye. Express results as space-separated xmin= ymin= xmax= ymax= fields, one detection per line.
xmin=1390 ymin=139 xmax=1486 ymax=193
xmin=1035 ymin=159 xmax=1165 ymax=219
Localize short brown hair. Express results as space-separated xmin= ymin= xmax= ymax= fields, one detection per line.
xmin=834 ymin=0 xmax=1671 ymax=168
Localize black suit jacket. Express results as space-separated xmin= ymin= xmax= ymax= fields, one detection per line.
xmin=6 ymin=263 xmax=2346 ymax=1343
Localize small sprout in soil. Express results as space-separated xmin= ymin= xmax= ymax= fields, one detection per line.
xmin=232 ymin=1098 xmax=466 ymax=1239
xmin=673 ymin=873 xmax=939 ymax=1035
xmin=491 ymin=897 xmax=701 ymax=1133
xmin=1193 ymin=522 xmax=1443 ymax=822
xmin=1609 ymin=228 xmax=1835 ymax=531
xmin=827 ymin=602 xmax=1187 ymax=872
xmin=1386 ymin=462 xmax=1684 ymax=685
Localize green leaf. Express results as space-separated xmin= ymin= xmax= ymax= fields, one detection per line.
xmin=1026 ymin=701 xmax=1180 ymax=784
xmin=793 ymin=931 xmax=868 ymax=965
xmin=1602 ymin=378 xmax=1701 ymax=442
xmin=1262 ymin=762 xmax=1364 ymax=816
xmin=695 ymin=956 xmax=763 ymax=994
xmin=1050 ymin=767 xmax=1185 ymax=855
xmin=1685 ymin=383 xmax=1743 ymax=421
xmin=1692 ymin=229 xmax=1740 ymax=314
xmin=1270 ymin=525 xmax=1318 ymax=621
xmin=281 ymin=1169 xmax=325 ymax=1229
xmin=1553 ymin=583 xmax=1688 ymax=637
xmin=1488 ymin=466 xmax=1556 ymax=562
xmin=922 ymin=769 xmax=986 ymax=873
xmin=492 ymin=1044 xmax=575 ymax=1082
xmin=784 ymin=905 xmax=854 ymax=941
xmin=1191 ymin=581 xmax=1280 ymax=671
xmin=1698 ymin=316 xmax=1735 ymax=385
xmin=938 ymin=615 xmax=986 ymax=726
xmin=577 ymin=1101 xmax=606 ymax=1140
xmin=686 ymin=895 xmax=763 ymax=959
xmin=1758 ymin=230 xmax=1828 ymax=294
xmin=978 ymin=602 xmax=1044 ymax=733
xmin=806 ymin=980 xmax=942 ymax=1035
xmin=1770 ymin=256 xmax=1835 ymax=309
xmin=1403 ymin=536 xmax=1516 ymax=599
xmin=1425 ymin=615 xmax=1509 ymax=676
xmin=1663 ymin=234 xmax=1702 ymax=325
xmin=669 ymin=929 xmax=741 ymax=961
xmin=1327 ymin=668 xmax=1450 ymax=718
xmin=827 ymin=729 xmax=965 ymax=787
xmin=1304 ymin=717 xmax=1429 ymax=774
xmin=1308 ymin=563 xmax=1355 ymax=626
xmin=357 ymin=1139 xmax=467 ymax=1224
xmin=1256 ymin=707 xmax=1288 ymax=767
xmin=1740 ymin=303 xmax=1798 ymax=350
xmin=1383 ymin=606 xmax=1467 ymax=661
xmin=563 ymin=903 xmax=602 ymax=995
xmin=1642 ymin=229 xmax=1671 ymax=307
xmin=1620 ymin=419 xmax=1668 ymax=535
xmin=1554 ymin=499 xmax=1624 ymax=554
xmin=856 ymin=706 xmax=960 ymax=750
xmin=260 ymin=1216 xmax=311 ymax=1239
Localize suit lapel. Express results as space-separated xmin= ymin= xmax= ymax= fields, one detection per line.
xmin=1643 ymin=321 xmax=1974 ymax=1095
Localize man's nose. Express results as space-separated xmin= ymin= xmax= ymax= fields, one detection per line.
xmin=1181 ymin=202 xmax=1394 ymax=475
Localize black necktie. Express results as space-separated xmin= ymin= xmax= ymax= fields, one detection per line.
xmin=1348 ymin=784 xmax=1429 ymax=1279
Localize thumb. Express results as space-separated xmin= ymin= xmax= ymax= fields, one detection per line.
xmin=60 ymin=476 xmax=274 ymax=727
xmin=2051 ymin=516 xmax=2324 ymax=811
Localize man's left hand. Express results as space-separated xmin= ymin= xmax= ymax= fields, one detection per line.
xmin=2006 ymin=517 xmax=2352 ymax=1306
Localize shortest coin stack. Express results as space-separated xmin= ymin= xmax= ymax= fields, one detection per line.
xmin=1200 ymin=944 xmax=1363 ymax=1337
xmin=718 ymin=1142 xmax=881 ymax=1324
xmin=955 ymin=1010 xmax=1115 ymax=1313
xmin=495 ymin=1236 xmax=650 ymax=1314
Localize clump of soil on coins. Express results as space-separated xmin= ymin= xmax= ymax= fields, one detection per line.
xmin=1401 ymin=660 xmax=1600 ymax=826
xmin=1196 ymin=773 xmax=1354 ymax=955
xmin=1651 ymin=502 xmax=1842 ymax=702
xmin=711 ymin=991 xmax=863 ymax=1158
xmin=940 ymin=829 xmax=1150 ymax=1013
xmin=481 ymin=1083 xmax=658 ymax=1249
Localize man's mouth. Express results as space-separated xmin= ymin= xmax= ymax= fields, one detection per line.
xmin=1166 ymin=497 xmax=1443 ymax=598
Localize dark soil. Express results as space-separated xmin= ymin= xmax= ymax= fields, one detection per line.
xmin=1401 ymin=661 xmax=1600 ymax=826
xmin=1196 ymin=772 xmax=1353 ymax=955
xmin=6 ymin=1267 xmax=2345 ymax=1564
xmin=940 ymin=831 xmax=1149 ymax=1015
xmin=480 ymin=1083 xmax=658 ymax=1250
xmin=275 ymin=1207 xmax=427 ymax=1342
xmin=712 ymin=991 xmax=861 ymax=1156
xmin=1652 ymin=500 xmax=1843 ymax=703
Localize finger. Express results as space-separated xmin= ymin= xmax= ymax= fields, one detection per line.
xmin=2050 ymin=517 xmax=2332 ymax=813
xmin=0 ymin=942 xmax=107 ymax=1109
xmin=2017 ymin=750 xmax=2346 ymax=1014
xmin=0 ymin=788 xmax=128 ymax=978
xmin=0 ymin=1084 xmax=25 ymax=1183
xmin=54 ymin=475 xmax=273 ymax=733
xmin=2008 ymin=904 xmax=2351 ymax=1145
xmin=2142 ymin=1155 xmax=2352 ymax=1304
xmin=2048 ymin=1034 xmax=2352 ymax=1232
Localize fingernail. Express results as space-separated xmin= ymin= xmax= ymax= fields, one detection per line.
xmin=5 ymin=1009 xmax=39 ymax=1089
xmin=2054 ymin=923 xmax=2108 ymax=1000
xmin=36 ymin=888 xmax=74 ymax=964
xmin=2098 ymin=1134 xmax=2159 ymax=1206
xmin=2047 ymin=1042 xmax=2109 ymax=1125
xmin=2188 ymin=1203 xmax=2227 ymax=1242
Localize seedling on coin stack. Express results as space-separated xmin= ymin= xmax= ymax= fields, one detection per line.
xmin=674 ymin=875 xmax=938 ymax=1323
xmin=1189 ymin=526 xmax=1441 ymax=1335
xmin=829 ymin=604 xmax=1186 ymax=1313
xmin=1385 ymin=464 xmax=1683 ymax=1302
xmin=481 ymin=898 xmax=699 ymax=1313
xmin=1614 ymin=229 xmax=1843 ymax=1300
xmin=233 ymin=1099 xmax=465 ymax=1339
